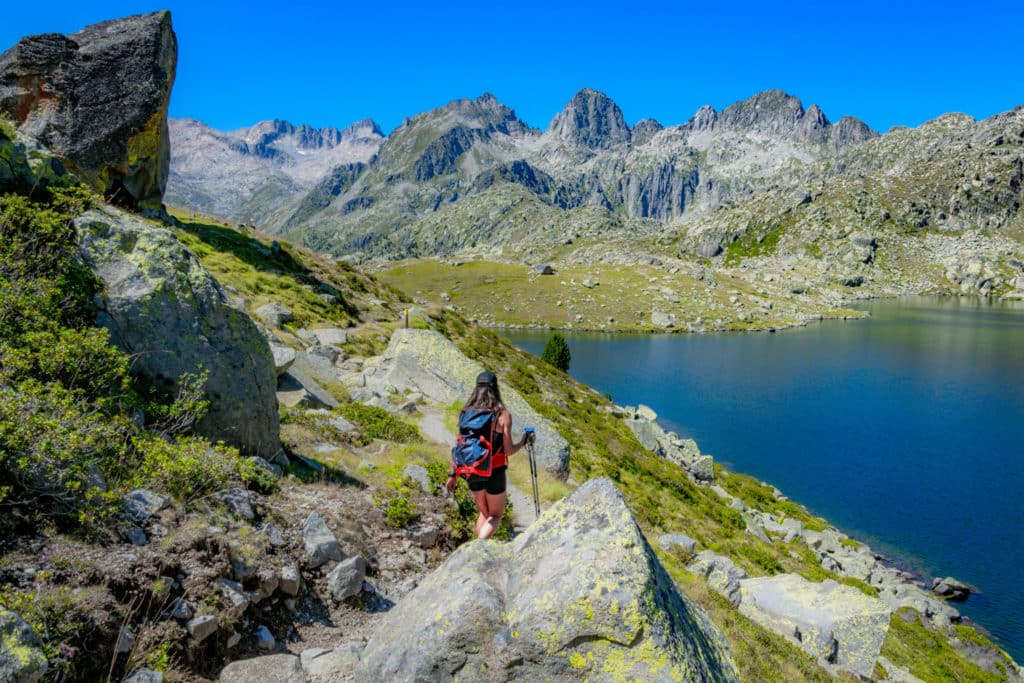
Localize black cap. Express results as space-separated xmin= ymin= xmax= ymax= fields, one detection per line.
xmin=476 ymin=371 xmax=497 ymax=388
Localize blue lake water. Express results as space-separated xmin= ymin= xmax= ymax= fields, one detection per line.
xmin=504 ymin=297 xmax=1024 ymax=660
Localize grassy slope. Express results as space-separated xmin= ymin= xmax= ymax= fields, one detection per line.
xmin=173 ymin=214 xmax=1012 ymax=682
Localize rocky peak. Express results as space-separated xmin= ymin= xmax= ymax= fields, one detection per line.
xmin=717 ymin=89 xmax=807 ymax=136
xmin=689 ymin=104 xmax=718 ymax=131
xmin=341 ymin=118 xmax=385 ymax=141
xmin=632 ymin=117 xmax=665 ymax=145
xmin=0 ymin=11 xmax=177 ymax=209
xmin=548 ymin=87 xmax=631 ymax=149
xmin=831 ymin=115 xmax=878 ymax=152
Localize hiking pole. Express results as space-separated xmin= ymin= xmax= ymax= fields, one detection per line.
xmin=524 ymin=427 xmax=540 ymax=519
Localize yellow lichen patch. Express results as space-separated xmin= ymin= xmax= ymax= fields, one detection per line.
xmin=569 ymin=652 xmax=587 ymax=669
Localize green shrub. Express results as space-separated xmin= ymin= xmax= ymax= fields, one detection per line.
xmin=541 ymin=332 xmax=571 ymax=371
xmin=337 ymin=402 xmax=421 ymax=444
xmin=127 ymin=434 xmax=254 ymax=501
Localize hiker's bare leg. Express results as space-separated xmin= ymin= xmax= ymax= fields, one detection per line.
xmin=477 ymin=492 xmax=506 ymax=539
xmin=472 ymin=490 xmax=490 ymax=537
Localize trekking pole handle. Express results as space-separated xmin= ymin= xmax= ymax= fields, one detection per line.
xmin=524 ymin=427 xmax=535 ymax=448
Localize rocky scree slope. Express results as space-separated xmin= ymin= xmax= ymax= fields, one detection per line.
xmin=166 ymin=117 xmax=384 ymax=226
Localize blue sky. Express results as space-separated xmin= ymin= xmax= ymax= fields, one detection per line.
xmin=3 ymin=1 xmax=1023 ymax=135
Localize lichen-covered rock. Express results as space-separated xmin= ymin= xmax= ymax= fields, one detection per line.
xmin=0 ymin=608 xmax=47 ymax=683
xmin=738 ymin=574 xmax=891 ymax=678
xmin=75 ymin=206 xmax=280 ymax=457
xmin=0 ymin=12 xmax=176 ymax=209
xmin=326 ymin=556 xmax=367 ymax=603
xmin=687 ymin=551 xmax=748 ymax=607
xmin=359 ymin=477 xmax=740 ymax=682
xmin=363 ymin=329 xmax=570 ymax=476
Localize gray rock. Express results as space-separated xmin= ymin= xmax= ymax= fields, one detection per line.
xmin=312 ymin=328 xmax=348 ymax=346
xmin=116 ymin=626 xmax=135 ymax=654
xmin=121 ymin=526 xmax=148 ymax=546
xmin=76 ymin=207 xmax=280 ymax=457
xmin=248 ymin=456 xmax=281 ymax=478
xmin=326 ymin=556 xmax=368 ymax=603
xmin=0 ymin=608 xmax=47 ymax=682
xmin=219 ymin=654 xmax=304 ymax=683
xmin=627 ymin=419 xmax=664 ymax=455
xmin=186 ymin=614 xmax=218 ymax=642
xmin=531 ymin=264 xmax=555 ymax=275
xmin=216 ymin=578 xmax=250 ymax=617
xmin=635 ymin=404 xmax=658 ymax=421
xmin=264 ymin=523 xmax=287 ymax=548
xmin=254 ymin=302 xmax=293 ymax=329
xmin=168 ymin=597 xmax=194 ymax=620
xmin=123 ymin=669 xmax=163 ymax=683
xmin=738 ymin=575 xmax=892 ymax=679
xmin=277 ymin=368 xmax=339 ymax=410
xmin=651 ymin=309 xmax=677 ymax=328
xmin=549 ymin=88 xmax=631 ymax=150
xmin=308 ymin=344 xmax=341 ymax=364
xmin=215 ymin=488 xmax=255 ymax=520
xmin=256 ymin=567 xmax=279 ymax=600
xmin=301 ymin=512 xmax=342 ymax=568
xmin=659 ymin=533 xmax=697 ymax=554
xmin=0 ymin=12 xmax=176 ymax=209
xmin=269 ymin=343 xmax=297 ymax=375
xmin=697 ymin=239 xmax=724 ymax=258
xmin=279 ymin=565 xmax=301 ymax=596
xmin=932 ymin=576 xmax=972 ymax=601
xmin=691 ymin=455 xmax=716 ymax=482
xmin=122 ymin=489 xmax=170 ymax=523
xmin=255 ymin=625 xmax=276 ymax=651
xmin=302 ymin=643 xmax=364 ymax=683
xmin=402 ymin=465 xmax=431 ymax=492
xmin=407 ymin=525 xmax=440 ymax=548
xmin=359 ymin=478 xmax=739 ymax=681
xmin=687 ymin=550 xmax=749 ymax=607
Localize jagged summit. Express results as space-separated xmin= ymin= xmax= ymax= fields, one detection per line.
xmin=548 ymin=87 xmax=631 ymax=149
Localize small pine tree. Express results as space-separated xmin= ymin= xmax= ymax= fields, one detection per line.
xmin=541 ymin=332 xmax=571 ymax=372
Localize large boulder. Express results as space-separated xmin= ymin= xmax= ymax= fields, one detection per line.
xmin=0 ymin=12 xmax=176 ymax=210
xmin=75 ymin=206 xmax=280 ymax=457
xmin=738 ymin=574 xmax=892 ymax=679
xmin=359 ymin=478 xmax=740 ymax=682
xmin=0 ymin=608 xmax=48 ymax=682
xmin=363 ymin=329 xmax=570 ymax=476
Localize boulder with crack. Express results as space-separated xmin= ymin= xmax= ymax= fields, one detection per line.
xmin=357 ymin=477 xmax=740 ymax=681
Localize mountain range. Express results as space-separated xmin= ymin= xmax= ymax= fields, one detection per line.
xmin=167 ymin=87 xmax=1024 ymax=327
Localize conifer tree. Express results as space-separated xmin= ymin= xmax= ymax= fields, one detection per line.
xmin=541 ymin=332 xmax=571 ymax=372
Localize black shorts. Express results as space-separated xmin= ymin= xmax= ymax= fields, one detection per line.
xmin=467 ymin=466 xmax=507 ymax=495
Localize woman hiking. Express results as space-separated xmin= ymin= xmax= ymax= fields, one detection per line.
xmin=445 ymin=371 xmax=534 ymax=539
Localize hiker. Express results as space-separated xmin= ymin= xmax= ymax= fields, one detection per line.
xmin=446 ymin=371 xmax=534 ymax=539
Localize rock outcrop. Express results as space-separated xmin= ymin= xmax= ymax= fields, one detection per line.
xmin=0 ymin=11 xmax=177 ymax=209
xmin=738 ymin=574 xmax=892 ymax=679
xmin=358 ymin=478 xmax=740 ymax=681
xmin=548 ymin=87 xmax=631 ymax=150
xmin=75 ymin=206 xmax=280 ymax=457
xmin=357 ymin=329 xmax=570 ymax=476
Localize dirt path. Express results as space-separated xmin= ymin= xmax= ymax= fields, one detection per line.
xmin=418 ymin=405 xmax=538 ymax=531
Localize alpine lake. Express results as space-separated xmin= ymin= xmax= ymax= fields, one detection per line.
xmin=503 ymin=296 xmax=1024 ymax=661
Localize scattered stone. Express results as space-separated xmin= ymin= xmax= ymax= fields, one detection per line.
xmin=248 ymin=456 xmax=281 ymax=478
xmin=216 ymin=578 xmax=250 ymax=617
xmin=327 ymin=556 xmax=368 ymax=603
xmin=687 ymin=551 xmax=749 ymax=607
xmin=256 ymin=567 xmax=280 ymax=600
xmin=226 ymin=631 xmax=241 ymax=649
xmin=231 ymin=556 xmax=256 ymax=582
xmin=254 ymin=302 xmax=293 ymax=329
xmin=121 ymin=526 xmax=148 ymax=546
xmin=255 ymin=625 xmax=276 ymax=651
xmin=219 ymin=654 xmax=304 ymax=683
xmin=308 ymin=344 xmax=341 ymax=364
xmin=302 ymin=643 xmax=365 ymax=682
xmin=186 ymin=615 xmax=218 ymax=643
xmin=659 ymin=534 xmax=697 ymax=555
xmin=301 ymin=512 xmax=343 ymax=568
xmin=123 ymin=669 xmax=163 ymax=683
xmin=651 ymin=309 xmax=677 ymax=328
xmin=168 ymin=597 xmax=194 ymax=621
xmin=313 ymin=328 xmax=348 ymax=346
xmin=215 ymin=488 xmax=255 ymax=520
xmin=697 ymin=239 xmax=724 ymax=258
xmin=531 ymin=264 xmax=555 ymax=275
xmin=122 ymin=489 xmax=169 ymax=523
xmin=269 ymin=343 xmax=296 ymax=375
xmin=264 ymin=523 xmax=287 ymax=548
xmin=738 ymin=575 xmax=891 ymax=679
xmin=932 ymin=576 xmax=972 ymax=601
xmin=402 ymin=465 xmax=431 ymax=492
xmin=582 ymin=278 xmax=598 ymax=288
xmin=407 ymin=525 xmax=440 ymax=548
xmin=116 ymin=626 xmax=135 ymax=654
xmin=279 ymin=565 xmax=301 ymax=597
xmin=635 ymin=404 xmax=658 ymax=421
